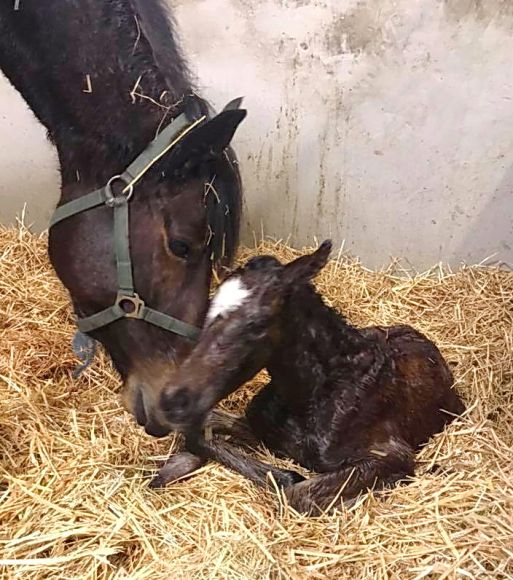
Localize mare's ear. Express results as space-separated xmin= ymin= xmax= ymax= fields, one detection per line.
xmin=166 ymin=104 xmax=247 ymax=178
xmin=283 ymin=240 xmax=332 ymax=285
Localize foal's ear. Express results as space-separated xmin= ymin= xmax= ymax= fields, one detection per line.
xmin=167 ymin=108 xmax=247 ymax=177
xmin=283 ymin=240 xmax=332 ymax=285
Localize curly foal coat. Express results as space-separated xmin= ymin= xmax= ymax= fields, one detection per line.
xmin=156 ymin=242 xmax=465 ymax=514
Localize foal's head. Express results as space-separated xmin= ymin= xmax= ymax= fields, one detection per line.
xmin=49 ymin=108 xmax=245 ymax=437
xmin=157 ymin=240 xmax=333 ymax=432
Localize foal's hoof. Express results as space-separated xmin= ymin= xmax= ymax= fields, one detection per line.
xmin=274 ymin=469 xmax=306 ymax=488
xmin=284 ymin=484 xmax=321 ymax=516
xmin=148 ymin=452 xmax=205 ymax=489
xmin=148 ymin=474 xmax=166 ymax=489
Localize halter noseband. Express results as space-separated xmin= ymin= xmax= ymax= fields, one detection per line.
xmin=50 ymin=107 xmax=219 ymax=342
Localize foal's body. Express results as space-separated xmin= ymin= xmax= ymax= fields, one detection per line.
xmin=247 ymin=300 xmax=460 ymax=474
xmin=242 ymin=313 xmax=462 ymax=512
xmin=155 ymin=243 xmax=464 ymax=513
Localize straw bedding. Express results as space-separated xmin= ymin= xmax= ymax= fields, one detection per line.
xmin=0 ymin=224 xmax=512 ymax=579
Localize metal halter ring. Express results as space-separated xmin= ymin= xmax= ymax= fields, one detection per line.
xmin=105 ymin=174 xmax=134 ymax=207
xmin=115 ymin=292 xmax=145 ymax=319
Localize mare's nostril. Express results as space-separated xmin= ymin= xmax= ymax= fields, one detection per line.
xmin=134 ymin=389 xmax=147 ymax=426
xmin=160 ymin=387 xmax=191 ymax=419
xmin=144 ymin=421 xmax=171 ymax=438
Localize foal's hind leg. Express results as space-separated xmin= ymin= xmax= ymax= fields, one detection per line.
xmin=285 ymin=439 xmax=415 ymax=515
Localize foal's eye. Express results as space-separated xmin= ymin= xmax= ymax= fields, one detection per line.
xmin=169 ymin=239 xmax=191 ymax=259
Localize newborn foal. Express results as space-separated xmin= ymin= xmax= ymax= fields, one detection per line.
xmin=154 ymin=241 xmax=465 ymax=514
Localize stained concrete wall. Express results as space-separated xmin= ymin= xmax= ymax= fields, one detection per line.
xmin=0 ymin=0 xmax=512 ymax=269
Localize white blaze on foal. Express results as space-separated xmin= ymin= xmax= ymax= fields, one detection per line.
xmin=207 ymin=277 xmax=251 ymax=322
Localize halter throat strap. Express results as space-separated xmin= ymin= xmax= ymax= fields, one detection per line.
xmin=50 ymin=112 xmax=205 ymax=341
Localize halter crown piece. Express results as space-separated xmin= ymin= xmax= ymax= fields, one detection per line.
xmin=50 ymin=98 xmax=243 ymax=374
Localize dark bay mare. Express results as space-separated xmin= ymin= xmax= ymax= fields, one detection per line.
xmin=0 ymin=0 xmax=246 ymax=436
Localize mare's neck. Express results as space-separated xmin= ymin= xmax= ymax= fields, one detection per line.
xmin=0 ymin=0 xmax=192 ymax=194
xmin=267 ymin=284 xmax=368 ymax=398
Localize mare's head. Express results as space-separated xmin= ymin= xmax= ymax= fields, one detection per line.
xmin=156 ymin=240 xmax=333 ymax=432
xmin=49 ymin=106 xmax=245 ymax=437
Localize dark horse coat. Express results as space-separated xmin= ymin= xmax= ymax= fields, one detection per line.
xmin=154 ymin=241 xmax=465 ymax=514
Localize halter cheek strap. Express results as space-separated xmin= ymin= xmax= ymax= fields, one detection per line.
xmin=49 ymin=110 xmax=214 ymax=341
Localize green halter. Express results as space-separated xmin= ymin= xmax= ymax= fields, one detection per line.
xmin=50 ymin=111 xmax=209 ymax=341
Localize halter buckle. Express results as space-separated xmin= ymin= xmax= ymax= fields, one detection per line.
xmin=115 ymin=292 xmax=145 ymax=319
xmin=105 ymin=174 xmax=134 ymax=207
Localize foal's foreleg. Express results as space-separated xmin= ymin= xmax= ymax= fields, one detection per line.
xmin=186 ymin=431 xmax=305 ymax=488
xmin=285 ymin=442 xmax=415 ymax=515
xmin=149 ymin=409 xmax=263 ymax=488
xmin=149 ymin=451 xmax=206 ymax=488
xmin=204 ymin=408 xmax=258 ymax=446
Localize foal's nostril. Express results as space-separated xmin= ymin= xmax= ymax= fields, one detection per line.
xmin=160 ymin=387 xmax=192 ymax=419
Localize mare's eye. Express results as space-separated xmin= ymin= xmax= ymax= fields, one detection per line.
xmin=169 ymin=239 xmax=190 ymax=259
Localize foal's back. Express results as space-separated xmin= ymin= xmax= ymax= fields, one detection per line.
xmin=357 ymin=324 xmax=464 ymax=449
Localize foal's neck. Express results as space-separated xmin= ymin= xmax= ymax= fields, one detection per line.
xmin=0 ymin=1 xmax=192 ymax=192
xmin=268 ymin=284 xmax=368 ymax=394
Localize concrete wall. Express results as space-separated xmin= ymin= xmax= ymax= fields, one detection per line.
xmin=0 ymin=78 xmax=59 ymax=230
xmin=1 ymin=0 xmax=512 ymax=269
